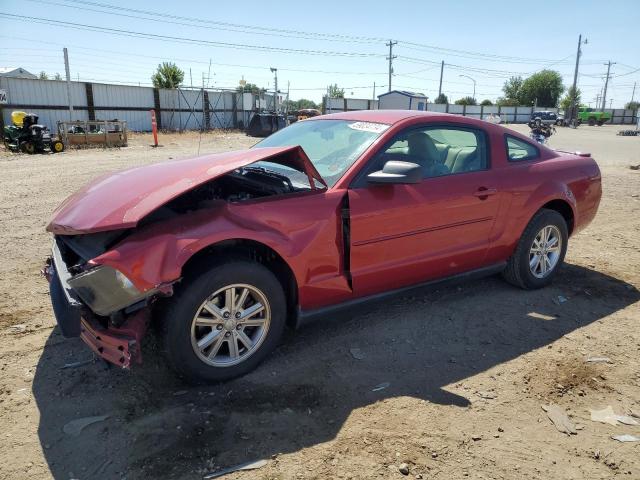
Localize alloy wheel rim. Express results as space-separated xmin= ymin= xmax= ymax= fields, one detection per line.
xmin=190 ymin=283 xmax=271 ymax=367
xmin=529 ymin=225 xmax=562 ymax=278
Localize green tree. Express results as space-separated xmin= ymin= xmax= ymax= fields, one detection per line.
xmin=38 ymin=71 xmax=49 ymax=80
xmin=501 ymin=76 xmax=523 ymax=104
xmin=283 ymin=98 xmax=319 ymax=111
xmin=496 ymin=97 xmax=519 ymax=106
xmin=236 ymin=82 xmax=266 ymax=94
xmin=328 ymin=83 xmax=345 ymax=98
xmin=480 ymin=99 xmax=493 ymax=106
xmin=296 ymin=99 xmax=319 ymax=110
xmin=454 ymin=96 xmax=477 ymax=106
xmin=434 ymin=93 xmax=448 ymax=104
xmin=151 ymin=62 xmax=184 ymax=89
xmin=518 ymin=70 xmax=564 ymax=107
xmin=53 ymin=73 xmax=62 ymax=81
xmin=625 ymin=100 xmax=639 ymax=111
xmin=560 ymin=86 xmax=581 ymax=112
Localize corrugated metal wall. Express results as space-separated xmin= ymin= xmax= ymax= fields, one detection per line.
xmin=0 ymin=77 xmax=88 ymax=130
xmin=2 ymin=77 xmax=637 ymax=131
xmin=0 ymin=77 xmax=258 ymax=132
xmin=91 ymin=84 xmax=155 ymax=130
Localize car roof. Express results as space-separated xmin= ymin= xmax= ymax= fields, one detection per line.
xmin=317 ymin=109 xmax=444 ymax=125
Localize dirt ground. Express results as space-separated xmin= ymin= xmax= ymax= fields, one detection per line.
xmin=0 ymin=124 xmax=639 ymax=480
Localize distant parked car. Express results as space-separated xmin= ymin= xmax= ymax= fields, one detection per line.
xmin=44 ymin=110 xmax=602 ymax=383
xmin=530 ymin=111 xmax=562 ymax=126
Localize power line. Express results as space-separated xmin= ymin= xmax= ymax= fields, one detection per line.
xmin=25 ymin=0 xmax=381 ymax=45
xmin=19 ymin=0 xmax=602 ymax=67
xmin=0 ymin=13 xmax=386 ymax=58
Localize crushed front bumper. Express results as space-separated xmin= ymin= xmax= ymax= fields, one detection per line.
xmin=43 ymin=259 xmax=149 ymax=368
xmin=79 ymin=309 xmax=148 ymax=368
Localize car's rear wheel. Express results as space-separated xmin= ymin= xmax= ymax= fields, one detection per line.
xmin=162 ymin=260 xmax=287 ymax=383
xmin=597 ymin=120 xmax=604 ymax=126
xmin=588 ymin=117 xmax=596 ymax=126
xmin=502 ymin=209 xmax=568 ymax=289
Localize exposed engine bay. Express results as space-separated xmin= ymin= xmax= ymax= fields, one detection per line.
xmin=163 ymin=166 xmax=297 ymax=213
xmin=55 ymin=166 xmax=304 ymax=266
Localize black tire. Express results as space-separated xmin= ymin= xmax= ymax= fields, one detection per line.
xmin=588 ymin=117 xmax=596 ymax=126
xmin=597 ymin=120 xmax=603 ymax=126
xmin=502 ymin=209 xmax=568 ymax=289
xmin=161 ymin=260 xmax=287 ymax=383
xmin=20 ymin=141 xmax=35 ymax=154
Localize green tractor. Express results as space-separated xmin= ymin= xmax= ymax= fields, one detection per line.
xmin=576 ymin=107 xmax=611 ymax=126
xmin=3 ymin=111 xmax=65 ymax=153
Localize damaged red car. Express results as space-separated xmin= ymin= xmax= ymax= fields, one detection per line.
xmin=44 ymin=110 xmax=601 ymax=382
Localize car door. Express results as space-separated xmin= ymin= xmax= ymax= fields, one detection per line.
xmin=347 ymin=124 xmax=503 ymax=298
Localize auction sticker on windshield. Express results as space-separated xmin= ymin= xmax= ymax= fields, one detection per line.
xmin=348 ymin=122 xmax=389 ymax=133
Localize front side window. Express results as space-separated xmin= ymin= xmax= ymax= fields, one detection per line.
xmin=370 ymin=126 xmax=487 ymax=179
xmin=506 ymin=135 xmax=539 ymax=161
xmin=254 ymin=119 xmax=389 ymax=187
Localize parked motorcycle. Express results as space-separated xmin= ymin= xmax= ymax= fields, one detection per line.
xmin=528 ymin=118 xmax=555 ymax=145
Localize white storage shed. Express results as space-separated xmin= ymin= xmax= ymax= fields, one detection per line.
xmin=378 ymin=90 xmax=428 ymax=110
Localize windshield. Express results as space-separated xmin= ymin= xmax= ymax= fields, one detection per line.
xmin=253 ymin=119 xmax=389 ymax=187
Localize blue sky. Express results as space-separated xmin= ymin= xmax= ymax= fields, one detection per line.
xmin=1 ymin=0 xmax=638 ymax=107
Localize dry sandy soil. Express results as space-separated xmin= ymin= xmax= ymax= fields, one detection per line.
xmin=0 ymin=124 xmax=639 ymax=480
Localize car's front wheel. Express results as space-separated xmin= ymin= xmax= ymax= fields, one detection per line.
xmin=162 ymin=260 xmax=287 ymax=383
xmin=502 ymin=209 xmax=568 ymax=289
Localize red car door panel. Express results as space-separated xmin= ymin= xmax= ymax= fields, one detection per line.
xmin=348 ymin=170 xmax=501 ymax=298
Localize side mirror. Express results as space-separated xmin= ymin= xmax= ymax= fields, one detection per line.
xmin=367 ymin=160 xmax=422 ymax=184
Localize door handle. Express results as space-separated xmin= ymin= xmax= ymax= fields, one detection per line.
xmin=473 ymin=187 xmax=497 ymax=198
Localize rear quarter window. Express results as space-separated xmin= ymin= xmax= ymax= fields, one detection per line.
xmin=505 ymin=135 xmax=540 ymax=162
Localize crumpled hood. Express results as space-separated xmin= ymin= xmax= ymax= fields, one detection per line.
xmin=48 ymin=146 xmax=326 ymax=235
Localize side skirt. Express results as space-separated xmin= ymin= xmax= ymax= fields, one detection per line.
xmin=296 ymin=262 xmax=507 ymax=328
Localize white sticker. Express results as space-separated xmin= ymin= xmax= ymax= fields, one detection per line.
xmin=348 ymin=121 xmax=389 ymax=133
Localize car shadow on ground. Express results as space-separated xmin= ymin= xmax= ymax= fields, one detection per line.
xmin=33 ymin=264 xmax=639 ymax=479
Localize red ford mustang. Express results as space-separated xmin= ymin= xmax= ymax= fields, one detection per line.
xmin=44 ymin=110 xmax=601 ymax=382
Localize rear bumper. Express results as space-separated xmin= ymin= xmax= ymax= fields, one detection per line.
xmin=44 ymin=260 xmax=149 ymax=368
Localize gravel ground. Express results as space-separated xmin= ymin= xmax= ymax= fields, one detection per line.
xmin=0 ymin=124 xmax=638 ymax=480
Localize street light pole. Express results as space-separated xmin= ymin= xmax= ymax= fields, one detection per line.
xmin=459 ymin=74 xmax=476 ymax=101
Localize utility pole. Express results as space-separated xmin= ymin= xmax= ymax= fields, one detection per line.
xmin=284 ymin=81 xmax=290 ymax=116
xmin=609 ymin=99 xmax=613 ymax=109
xmin=270 ymin=67 xmax=278 ymax=111
xmin=372 ymin=82 xmax=376 ymax=107
xmin=63 ymin=47 xmax=73 ymax=120
xmin=569 ymin=34 xmax=586 ymax=126
xmin=386 ymin=40 xmax=397 ymax=92
xmin=601 ymin=60 xmax=615 ymax=112
xmin=438 ymin=60 xmax=444 ymax=97
xmin=631 ymin=81 xmax=636 ymax=103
